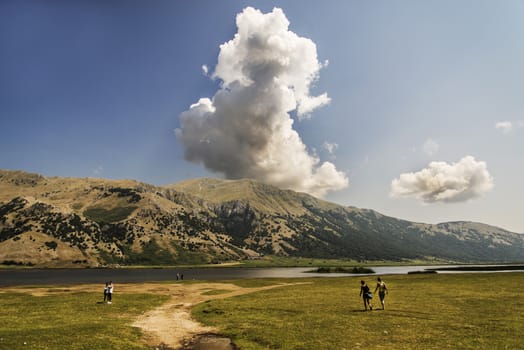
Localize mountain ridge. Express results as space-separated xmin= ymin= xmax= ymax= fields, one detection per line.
xmin=1 ymin=169 xmax=523 ymax=267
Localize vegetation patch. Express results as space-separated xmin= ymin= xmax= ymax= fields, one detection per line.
xmin=0 ymin=291 xmax=168 ymax=349
xmin=238 ymin=257 xmax=364 ymax=267
xmin=172 ymin=244 xmax=210 ymax=265
xmin=83 ymin=206 xmax=137 ymax=224
xmin=1 ymin=260 xmax=34 ymax=267
xmin=102 ymin=240 xmax=210 ymax=266
xmin=428 ymin=265 xmax=524 ymax=272
xmin=193 ymin=273 xmax=524 ymax=350
xmin=308 ymin=266 xmax=375 ymax=274
xmin=201 ymin=289 xmax=233 ymax=296
xmin=119 ymin=239 xmax=175 ymax=265
xmin=71 ymin=203 xmax=83 ymax=210
xmin=44 ymin=241 xmax=58 ymax=250
xmin=407 ymin=270 xmax=438 ymax=274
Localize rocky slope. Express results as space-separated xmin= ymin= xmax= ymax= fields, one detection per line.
xmin=1 ymin=169 xmax=523 ymax=267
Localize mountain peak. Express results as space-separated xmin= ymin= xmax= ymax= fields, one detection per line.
xmin=168 ymin=177 xmax=322 ymax=215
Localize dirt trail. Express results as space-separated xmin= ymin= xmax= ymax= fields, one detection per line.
xmin=1 ymin=282 xmax=302 ymax=349
xmin=133 ymin=283 xmax=292 ymax=349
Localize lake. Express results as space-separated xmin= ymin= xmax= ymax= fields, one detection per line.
xmin=1 ymin=265 xmax=523 ymax=286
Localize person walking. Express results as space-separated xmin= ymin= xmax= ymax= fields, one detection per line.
xmin=359 ymin=280 xmax=373 ymax=311
xmin=107 ymin=281 xmax=113 ymax=304
xmin=374 ymin=277 xmax=388 ymax=310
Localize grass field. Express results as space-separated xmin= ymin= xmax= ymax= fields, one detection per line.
xmin=1 ymin=273 xmax=523 ymax=349
xmin=0 ymin=290 xmax=169 ymax=350
xmin=194 ymin=273 xmax=524 ymax=350
xmin=236 ymin=256 xmax=449 ymax=268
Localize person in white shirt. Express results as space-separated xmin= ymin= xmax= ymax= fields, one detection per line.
xmin=107 ymin=281 xmax=114 ymax=304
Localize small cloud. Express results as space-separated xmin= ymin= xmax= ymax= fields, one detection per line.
xmin=93 ymin=166 xmax=103 ymax=176
xmin=201 ymin=64 xmax=209 ymax=76
xmin=322 ymin=141 xmax=338 ymax=156
xmin=391 ymin=156 xmax=494 ymax=203
xmin=495 ymin=121 xmax=513 ymax=133
xmin=422 ymin=138 xmax=439 ymax=156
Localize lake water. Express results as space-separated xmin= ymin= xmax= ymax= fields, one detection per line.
xmin=1 ymin=265 xmax=522 ymax=286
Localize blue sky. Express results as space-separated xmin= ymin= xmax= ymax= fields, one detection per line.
xmin=1 ymin=1 xmax=523 ymax=233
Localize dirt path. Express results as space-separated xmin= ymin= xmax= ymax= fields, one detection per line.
xmin=1 ymin=281 xmax=302 ymax=349
xmin=133 ymin=282 xmax=294 ymax=349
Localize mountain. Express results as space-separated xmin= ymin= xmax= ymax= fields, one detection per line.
xmin=1 ymin=169 xmax=523 ymax=267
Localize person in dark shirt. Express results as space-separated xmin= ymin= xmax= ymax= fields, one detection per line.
xmin=359 ymin=280 xmax=373 ymax=311
xmin=103 ymin=282 xmax=109 ymax=302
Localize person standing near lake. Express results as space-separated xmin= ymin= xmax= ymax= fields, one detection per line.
xmin=374 ymin=277 xmax=388 ymax=310
xmin=103 ymin=282 xmax=109 ymax=302
xmin=107 ymin=281 xmax=113 ymax=304
xmin=359 ymin=280 xmax=373 ymax=311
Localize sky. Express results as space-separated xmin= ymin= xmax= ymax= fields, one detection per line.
xmin=1 ymin=1 xmax=523 ymax=233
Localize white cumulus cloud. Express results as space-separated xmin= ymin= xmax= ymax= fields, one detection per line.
xmin=176 ymin=7 xmax=348 ymax=197
xmin=391 ymin=156 xmax=494 ymax=203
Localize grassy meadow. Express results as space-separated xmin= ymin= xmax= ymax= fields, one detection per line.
xmin=0 ymin=273 xmax=523 ymax=349
xmin=0 ymin=290 xmax=169 ymax=350
xmin=194 ymin=273 xmax=524 ymax=350
xmin=236 ymin=256 xmax=450 ymax=268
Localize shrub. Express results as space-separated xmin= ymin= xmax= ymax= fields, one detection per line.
xmin=45 ymin=241 xmax=58 ymax=250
